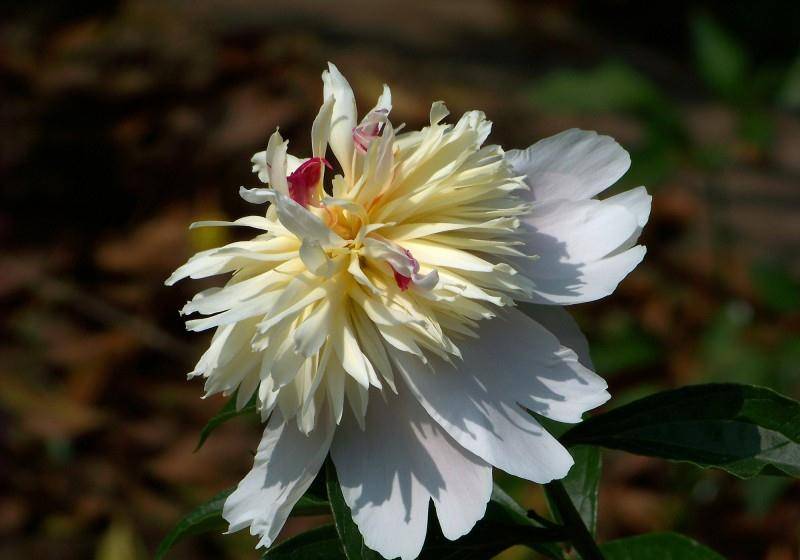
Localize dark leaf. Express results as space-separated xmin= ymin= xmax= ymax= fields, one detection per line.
xmin=487 ymin=484 xmax=566 ymax=559
xmin=419 ymin=521 xmax=563 ymax=560
xmin=601 ymin=532 xmax=725 ymax=559
xmin=417 ymin=484 xmax=566 ymax=560
xmin=262 ymin=525 xmax=346 ymax=559
xmin=486 ymin=484 xmax=535 ymax=526
xmin=194 ymin=393 xmax=257 ymax=452
xmin=293 ymin=492 xmax=334 ymax=516
xmin=562 ymin=383 xmax=800 ymax=478
xmin=325 ymin=460 xmax=380 ymax=560
xmin=548 ymin=446 xmax=601 ymax=536
xmin=156 ymin=488 xmax=330 ymax=559
xmin=155 ymin=488 xmax=232 ymax=560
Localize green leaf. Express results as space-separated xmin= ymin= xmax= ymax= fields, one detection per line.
xmin=544 ymin=480 xmax=603 ymax=560
xmin=419 ymin=519 xmax=564 ymax=560
xmin=562 ymin=383 xmax=800 ymax=478
xmin=486 ymin=483 xmax=536 ymax=526
xmin=601 ymin=532 xmax=725 ymax=559
xmin=293 ymin=492 xmax=334 ymax=516
xmin=550 ymin=446 xmax=601 ymax=536
xmin=325 ymin=460 xmax=380 ymax=560
xmin=262 ymin=525 xmax=346 ymax=559
xmin=195 ymin=393 xmax=257 ymax=452
xmin=691 ymin=14 xmax=749 ymax=100
xmin=418 ymin=484 xmax=566 ymax=560
xmin=488 ymin=484 xmax=566 ymax=559
xmin=419 ymin=485 xmax=568 ymax=560
xmin=155 ymin=488 xmax=232 ymax=560
xmin=156 ymin=488 xmax=330 ymax=559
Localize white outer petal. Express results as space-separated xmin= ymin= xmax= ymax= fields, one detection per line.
xmin=393 ymin=308 xmax=609 ymax=480
xmin=519 ymin=304 xmax=593 ymax=368
xmin=485 ymin=309 xmax=609 ymax=422
xmin=604 ymin=185 xmax=652 ymax=252
xmin=514 ymin=194 xmax=649 ymax=305
xmin=606 ymin=185 xmax=651 ymax=228
xmin=523 ymin=198 xmax=640 ymax=264
xmin=505 ymin=129 xmax=631 ymax=202
xmin=523 ymin=245 xmax=646 ymax=305
xmin=222 ymin=410 xmax=334 ymax=548
xmin=395 ymin=345 xmax=573 ymax=483
xmin=331 ymin=384 xmax=492 ymax=560
xmin=392 ymin=314 xmax=605 ymax=481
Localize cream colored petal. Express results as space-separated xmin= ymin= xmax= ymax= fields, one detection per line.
xmin=322 ymin=62 xmax=357 ymax=177
xmin=429 ymin=100 xmax=449 ymax=125
xmin=265 ymin=130 xmax=289 ymax=195
xmin=311 ymin=97 xmax=335 ymax=158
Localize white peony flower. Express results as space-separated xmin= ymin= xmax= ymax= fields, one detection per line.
xmin=167 ymin=63 xmax=650 ymax=560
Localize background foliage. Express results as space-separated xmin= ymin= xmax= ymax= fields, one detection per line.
xmin=1 ymin=1 xmax=800 ymax=558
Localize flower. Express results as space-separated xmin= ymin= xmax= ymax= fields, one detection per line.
xmin=167 ymin=63 xmax=650 ymax=560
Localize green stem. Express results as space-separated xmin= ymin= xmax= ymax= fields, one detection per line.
xmin=527 ymin=508 xmax=560 ymax=529
xmin=545 ymin=480 xmax=605 ymax=560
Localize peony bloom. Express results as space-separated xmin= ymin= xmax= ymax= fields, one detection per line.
xmin=167 ymin=63 xmax=650 ymax=560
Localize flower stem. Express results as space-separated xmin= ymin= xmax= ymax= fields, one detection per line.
xmin=544 ymin=480 xmax=605 ymax=560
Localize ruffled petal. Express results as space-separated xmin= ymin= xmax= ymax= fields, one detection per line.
xmin=330 ymin=383 xmax=491 ymax=560
xmin=223 ymin=410 xmax=334 ymax=548
xmin=393 ymin=308 xmax=608 ymax=481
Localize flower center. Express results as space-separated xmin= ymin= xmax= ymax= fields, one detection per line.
xmin=324 ymin=204 xmax=363 ymax=242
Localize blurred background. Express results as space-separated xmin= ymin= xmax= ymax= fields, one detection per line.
xmin=2 ymin=0 xmax=800 ymax=558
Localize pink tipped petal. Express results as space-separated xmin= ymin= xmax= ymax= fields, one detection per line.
xmin=287 ymin=157 xmax=332 ymax=208
xmin=353 ymin=108 xmax=389 ymax=154
xmin=391 ymin=248 xmax=418 ymax=290
xmin=393 ymin=269 xmax=413 ymax=291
